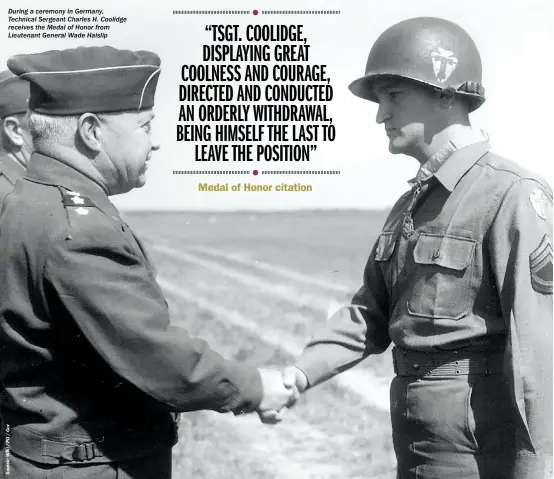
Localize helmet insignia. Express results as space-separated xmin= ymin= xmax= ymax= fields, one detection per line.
xmin=430 ymin=47 xmax=458 ymax=83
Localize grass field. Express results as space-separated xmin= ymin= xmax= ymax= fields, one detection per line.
xmin=125 ymin=210 xmax=397 ymax=479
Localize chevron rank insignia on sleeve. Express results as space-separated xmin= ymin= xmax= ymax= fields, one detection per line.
xmin=529 ymin=234 xmax=553 ymax=294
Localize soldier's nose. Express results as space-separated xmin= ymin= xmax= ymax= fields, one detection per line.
xmin=376 ymin=105 xmax=392 ymax=125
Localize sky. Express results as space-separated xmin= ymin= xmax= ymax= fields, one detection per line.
xmin=2 ymin=0 xmax=553 ymax=211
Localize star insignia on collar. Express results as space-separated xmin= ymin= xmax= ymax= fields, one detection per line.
xmin=70 ymin=196 xmax=85 ymax=205
xmin=62 ymin=190 xmax=94 ymax=209
xmin=74 ymin=207 xmax=89 ymax=216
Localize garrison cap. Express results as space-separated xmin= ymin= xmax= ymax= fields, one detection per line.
xmin=0 ymin=70 xmax=29 ymax=118
xmin=7 ymin=46 xmax=161 ymax=115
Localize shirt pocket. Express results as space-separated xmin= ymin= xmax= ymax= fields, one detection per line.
xmin=375 ymin=232 xmax=397 ymax=295
xmin=408 ymin=233 xmax=476 ymax=320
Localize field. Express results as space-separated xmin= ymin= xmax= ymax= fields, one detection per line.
xmin=125 ymin=210 xmax=397 ymax=479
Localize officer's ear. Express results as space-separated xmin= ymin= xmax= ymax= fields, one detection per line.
xmin=77 ymin=113 xmax=103 ymax=152
xmin=2 ymin=116 xmax=25 ymax=147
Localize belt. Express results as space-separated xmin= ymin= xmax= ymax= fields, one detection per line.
xmin=6 ymin=421 xmax=178 ymax=465
xmin=392 ymin=347 xmax=505 ymax=377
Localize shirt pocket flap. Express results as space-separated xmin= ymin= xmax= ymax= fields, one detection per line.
xmin=413 ymin=234 xmax=476 ymax=270
xmin=375 ymin=232 xmax=397 ymax=262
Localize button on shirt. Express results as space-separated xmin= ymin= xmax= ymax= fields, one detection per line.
xmin=295 ymin=141 xmax=553 ymax=464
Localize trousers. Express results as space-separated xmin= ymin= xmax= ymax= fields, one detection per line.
xmin=390 ymin=373 xmax=517 ymax=479
xmin=2 ymin=448 xmax=172 ymax=478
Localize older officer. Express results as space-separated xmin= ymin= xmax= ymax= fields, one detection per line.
xmin=0 ymin=70 xmax=31 ymax=209
xmin=0 ymin=46 xmax=293 ymax=478
xmin=0 ymin=70 xmax=30 ymax=475
xmin=274 ymin=17 xmax=553 ymax=479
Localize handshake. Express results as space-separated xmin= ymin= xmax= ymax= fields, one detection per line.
xmin=255 ymin=366 xmax=309 ymax=424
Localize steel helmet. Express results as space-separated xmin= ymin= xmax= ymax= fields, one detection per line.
xmin=349 ymin=17 xmax=485 ymax=111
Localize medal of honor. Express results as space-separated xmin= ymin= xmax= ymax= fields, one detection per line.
xmin=402 ymin=183 xmax=422 ymax=238
xmin=402 ymin=214 xmax=415 ymax=238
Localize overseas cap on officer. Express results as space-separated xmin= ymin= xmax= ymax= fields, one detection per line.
xmin=7 ymin=46 xmax=161 ymax=115
xmin=0 ymin=70 xmax=29 ymax=119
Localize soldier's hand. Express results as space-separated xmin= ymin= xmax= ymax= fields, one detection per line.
xmin=256 ymin=368 xmax=297 ymax=424
xmin=256 ymin=366 xmax=308 ymax=424
xmin=258 ymin=407 xmax=287 ymax=424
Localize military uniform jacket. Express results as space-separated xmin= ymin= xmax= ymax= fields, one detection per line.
xmin=0 ymin=151 xmax=25 ymax=211
xmin=0 ymin=153 xmax=263 ymax=465
xmin=295 ymin=142 xmax=553 ymax=476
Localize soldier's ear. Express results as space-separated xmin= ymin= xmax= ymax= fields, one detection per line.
xmin=2 ymin=116 xmax=25 ymax=147
xmin=436 ymin=88 xmax=456 ymax=112
xmin=437 ymin=88 xmax=470 ymax=116
xmin=77 ymin=113 xmax=103 ymax=152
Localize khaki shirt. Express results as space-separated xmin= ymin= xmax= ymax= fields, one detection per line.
xmin=296 ymin=142 xmax=553 ymax=470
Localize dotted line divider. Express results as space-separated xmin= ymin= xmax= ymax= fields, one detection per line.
xmin=172 ymin=10 xmax=340 ymax=15
xmin=172 ymin=171 xmax=341 ymax=175
xmin=173 ymin=171 xmax=250 ymax=174
xmin=262 ymin=10 xmax=341 ymax=14
xmin=262 ymin=170 xmax=341 ymax=174
xmin=173 ymin=10 xmax=250 ymax=14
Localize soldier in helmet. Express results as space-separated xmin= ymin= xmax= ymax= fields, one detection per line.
xmin=0 ymin=70 xmax=31 ymax=210
xmin=264 ymin=17 xmax=553 ymax=479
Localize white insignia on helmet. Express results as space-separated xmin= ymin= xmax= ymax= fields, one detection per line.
xmin=74 ymin=207 xmax=89 ymax=216
xmin=430 ymin=47 xmax=458 ymax=83
xmin=67 ymin=191 xmax=81 ymax=196
xmin=71 ymin=196 xmax=85 ymax=205
xmin=530 ymin=189 xmax=549 ymax=220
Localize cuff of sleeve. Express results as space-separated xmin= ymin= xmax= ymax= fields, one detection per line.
xmin=294 ymin=354 xmax=335 ymax=389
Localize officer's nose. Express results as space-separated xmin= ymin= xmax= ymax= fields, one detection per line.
xmin=376 ymin=102 xmax=392 ymax=125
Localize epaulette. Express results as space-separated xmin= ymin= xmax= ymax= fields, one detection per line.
xmin=61 ymin=189 xmax=95 ymax=216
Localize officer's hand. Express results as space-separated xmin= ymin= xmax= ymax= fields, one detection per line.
xmin=282 ymin=366 xmax=308 ymax=394
xmin=256 ymin=368 xmax=297 ymax=424
xmin=257 ymin=366 xmax=308 ymax=424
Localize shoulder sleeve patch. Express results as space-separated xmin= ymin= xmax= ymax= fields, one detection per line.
xmin=530 ymin=234 xmax=553 ymax=294
xmin=529 ymin=188 xmax=551 ymax=220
